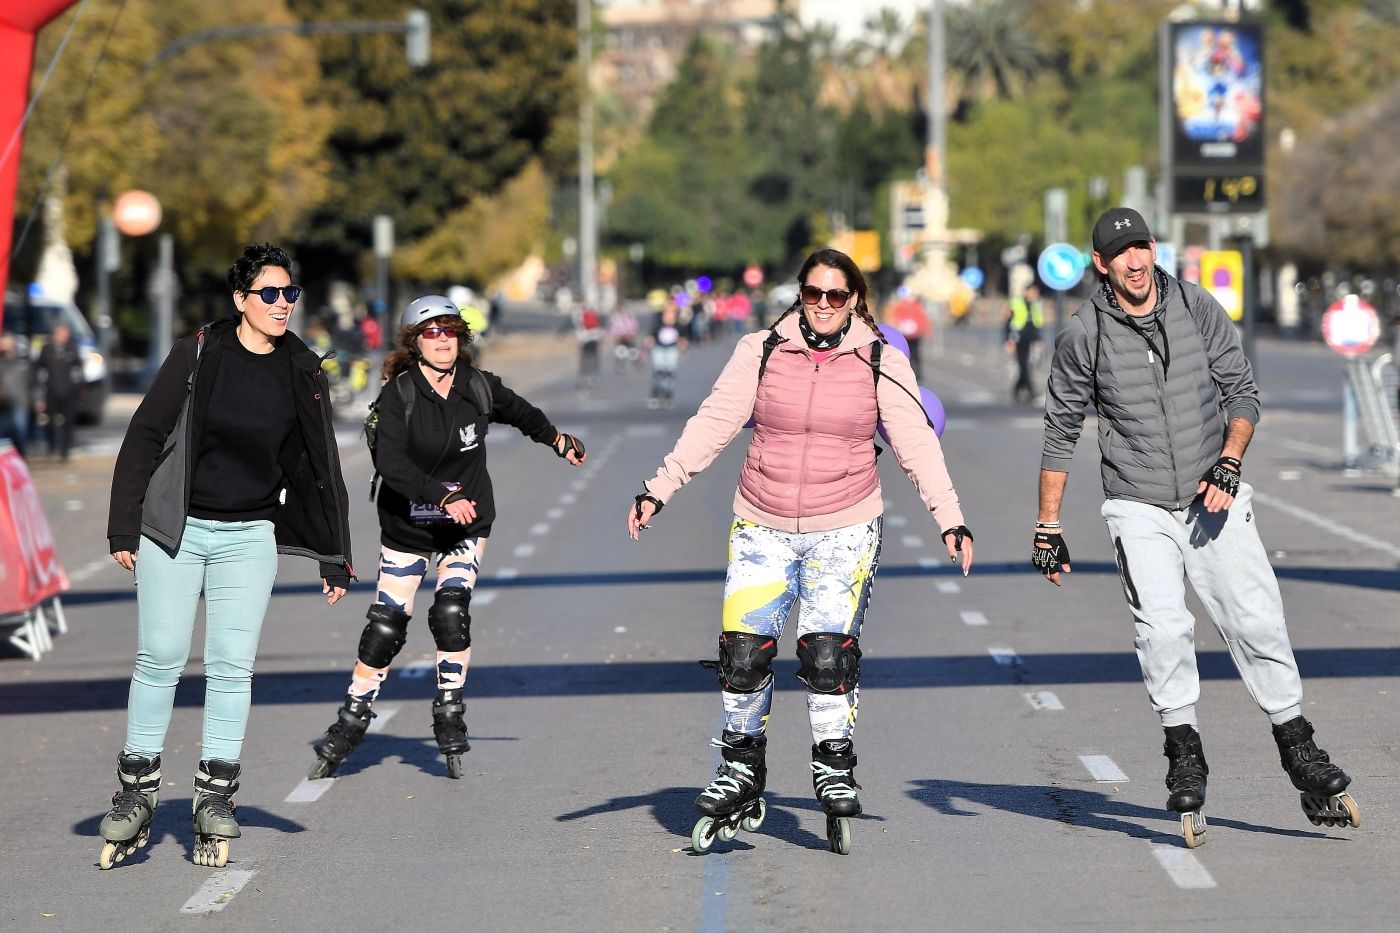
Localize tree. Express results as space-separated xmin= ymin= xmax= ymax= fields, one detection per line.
xmin=946 ymin=0 xmax=1044 ymax=111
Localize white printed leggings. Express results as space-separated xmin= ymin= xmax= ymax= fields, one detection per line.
xmin=1102 ymin=483 xmax=1304 ymax=729
xmin=719 ymin=516 xmax=882 ymax=743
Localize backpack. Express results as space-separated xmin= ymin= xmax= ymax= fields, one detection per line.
xmin=364 ymin=366 xmax=493 ymax=501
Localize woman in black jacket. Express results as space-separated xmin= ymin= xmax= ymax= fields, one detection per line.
xmin=309 ymin=295 xmax=585 ymax=780
xmin=99 ymin=244 xmax=354 ymax=871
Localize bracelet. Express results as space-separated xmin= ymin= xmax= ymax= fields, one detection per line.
xmin=1218 ymin=456 xmax=1242 ymax=469
xmin=1035 ymin=521 xmax=1062 ymax=529
xmin=439 ymin=490 xmax=460 ymax=509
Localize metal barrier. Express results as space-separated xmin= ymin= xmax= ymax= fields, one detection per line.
xmin=2 ymin=597 xmax=66 ymax=660
xmin=1343 ymin=352 xmax=1400 ymax=476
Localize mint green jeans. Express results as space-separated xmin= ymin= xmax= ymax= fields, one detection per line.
xmin=124 ymin=518 xmax=278 ymax=761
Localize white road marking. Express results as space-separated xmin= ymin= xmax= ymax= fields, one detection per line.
xmin=918 ymin=556 xmax=945 ymax=569
xmin=1277 ymin=470 xmax=1302 ymax=481
xmin=1023 ymin=691 xmax=1064 ymax=711
xmin=901 ymin=535 xmax=924 ymax=548
xmin=180 ymin=870 xmax=256 ymax=914
xmin=1273 ymin=437 xmax=1336 ymax=457
xmin=399 ymin=660 xmax=433 ymax=679
xmin=560 ymin=493 xmax=578 ymax=505
xmin=885 ymin=514 xmax=908 ymax=527
xmin=366 ymin=706 xmax=398 ymax=733
xmin=626 ymin=424 xmax=667 ymax=437
xmin=512 ymin=544 xmax=535 ymax=557
xmin=284 ymin=779 xmax=334 ymax=803
xmin=958 ymin=390 xmax=996 ymax=405
xmin=959 ymin=610 xmax=989 ymax=627
xmin=570 ymin=479 xmax=588 ymax=491
xmin=474 ymin=591 xmax=497 ymax=606
xmin=1080 ymin=755 xmax=1129 ymax=782
xmin=1152 ymin=846 xmax=1217 ymax=889
xmin=529 ymin=523 xmax=550 ymax=535
xmin=65 ymin=499 xmax=83 ymax=511
xmin=496 ymin=567 xmax=519 ymax=580
xmin=935 ymin=581 xmax=961 ymax=594
xmin=987 ymin=646 xmax=1019 ymax=667
xmin=1253 ymin=491 xmax=1400 ymax=560
xmin=546 ymin=507 xmax=566 ymax=519
xmin=68 ymin=557 xmax=114 ymax=584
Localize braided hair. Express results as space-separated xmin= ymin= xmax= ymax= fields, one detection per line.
xmin=776 ymin=247 xmax=885 ymax=343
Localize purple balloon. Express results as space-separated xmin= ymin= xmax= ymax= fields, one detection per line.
xmin=875 ymin=385 xmax=947 ymax=442
xmin=744 ymin=415 xmax=755 ymax=428
xmin=876 ymin=323 xmax=910 ymax=358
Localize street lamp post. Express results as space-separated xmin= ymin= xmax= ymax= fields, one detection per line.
xmin=577 ymin=0 xmax=598 ymax=313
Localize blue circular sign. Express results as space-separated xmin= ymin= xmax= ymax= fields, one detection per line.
xmin=959 ymin=266 xmax=985 ymax=290
xmin=1037 ymin=242 xmax=1086 ymax=291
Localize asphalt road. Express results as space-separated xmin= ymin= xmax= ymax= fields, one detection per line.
xmin=2 ymin=319 xmax=1398 ymax=932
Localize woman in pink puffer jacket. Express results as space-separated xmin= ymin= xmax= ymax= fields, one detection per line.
xmin=625 ymin=248 xmax=974 ymax=855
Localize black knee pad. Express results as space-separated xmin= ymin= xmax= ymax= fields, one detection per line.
xmin=358 ymin=604 xmax=410 ymax=667
xmin=427 ymin=586 xmax=471 ymax=652
xmin=796 ymin=633 xmax=861 ymax=694
xmin=704 ymin=631 xmax=777 ymax=693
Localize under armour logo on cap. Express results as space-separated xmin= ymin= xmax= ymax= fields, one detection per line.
xmin=1093 ymin=207 xmax=1152 ymax=259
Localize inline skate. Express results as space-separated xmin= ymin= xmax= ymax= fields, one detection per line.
xmin=192 ymin=759 xmax=240 ymax=868
xmin=309 ymin=695 xmax=375 ymax=779
xmin=691 ymin=732 xmax=767 ymax=853
xmin=1272 ymin=716 xmax=1359 ymax=829
xmin=1163 ymin=724 xmax=1208 ymax=848
xmin=97 ymin=753 xmax=161 ymax=869
xmin=812 ymin=738 xmax=860 ymax=855
xmin=431 ymin=688 xmax=472 ymax=779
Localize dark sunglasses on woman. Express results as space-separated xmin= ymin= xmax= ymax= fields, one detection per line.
xmin=800 ymin=285 xmax=851 ymax=307
xmin=247 ymin=285 xmax=302 ymax=304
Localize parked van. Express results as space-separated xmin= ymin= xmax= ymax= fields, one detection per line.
xmin=4 ymin=297 xmax=109 ymax=424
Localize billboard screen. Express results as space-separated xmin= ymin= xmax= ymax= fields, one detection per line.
xmin=1169 ymin=22 xmax=1264 ymax=170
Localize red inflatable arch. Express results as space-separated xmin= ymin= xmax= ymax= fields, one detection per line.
xmin=1 ymin=1 xmax=80 ymax=331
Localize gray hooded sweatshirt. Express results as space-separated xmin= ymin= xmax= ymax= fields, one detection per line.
xmin=1040 ymin=267 xmax=1260 ymax=510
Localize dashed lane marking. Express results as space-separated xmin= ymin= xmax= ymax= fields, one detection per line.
xmin=474 ymin=591 xmax=497 ymax=606
xmin=495 ymin=568 xmax=519 ymax=580
xmin=935 ymin=581 xmax=961 ymax=594
xmin=546 ymin=507 xmax=565 ymax=519
xmin=366 ymin=706 xmax=398 ymax=734
xmin=570 ymin=479 xmax=588 ymax=492
xmin=1023 ymin=691 xmax=1063 ymax=711
xmin=959 ymin=611 xmax=989 ymax=627
xmin=1152 ymin=846 xmax=1217 ymax=889
xmin=987 ymin=646 xmax=1019 ymax=667
xmin=1253 ymin=491 xmax=1400 ymax=561
xmin=560 ymin=493 xmax=578 ymax=505
xmin=1080 ymin=755 xmax=1129 ymax=782
xmin=513 ymin=544 xmax=536 ymax=558
xmin=180 ymin=870 xmax=256 ymax=914
xmin=901 ymin=535 xmax=924 ymax=548
xmin=285 ymin=778 xmax=334 ymax=803
xmin=885 ymin=514 xmax=908 ymax=527
xmin=529 ymin=523 xmax=550 ymax=536
xmin=68 ymin=557 xmax=114 ymax=584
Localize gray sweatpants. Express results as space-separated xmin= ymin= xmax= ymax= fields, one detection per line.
xmin=1101 ymin=482 xmax=1304 ymax=729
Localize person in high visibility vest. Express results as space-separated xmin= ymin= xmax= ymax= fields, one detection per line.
xmin=1004 ymin=283 xmax=1045 ymax=404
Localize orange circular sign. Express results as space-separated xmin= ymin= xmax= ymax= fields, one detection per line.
xmin=112 ymin=190 xmax=162 ymax=236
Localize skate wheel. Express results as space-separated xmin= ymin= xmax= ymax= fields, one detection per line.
xmin=692 ymin=816 xmax=717 ymax=853
xmin=740 ymin=798 xmax=767 ymax=833
xmin=308 ymin=758 xmax=336 ymax=781
xmin=1181 ymin=811 xmax=1207 ymax=849
xmin=717 ymin=821 xmax=739 ymax=842
xmin=446 ymin=754 xmax=463 ymax=780
xmin=1339 ymin=793 xmax=1361 ymax=829
xmin=135 ymin=827 xmax=150 ymax=849
xmin=194 ymin=838 xmax=230 ymax=868
xmin=98 ymin=841 xmax=119 ymax=870
xmin=827 ymin=816 xmax=852 ymax=855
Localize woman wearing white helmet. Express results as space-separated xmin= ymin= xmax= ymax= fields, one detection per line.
xmin=309 ymin=295 xmax=587 ymax=779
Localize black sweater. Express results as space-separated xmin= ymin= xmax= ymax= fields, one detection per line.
xmin=374 ymin=364 xmax=556 ymax=553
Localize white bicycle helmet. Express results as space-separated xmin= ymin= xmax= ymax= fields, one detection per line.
xmin=400 ymin=294 xmax=461 ymax=330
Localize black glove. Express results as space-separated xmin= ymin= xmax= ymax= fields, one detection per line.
xmin=940 ymin=525 xmax=973 ymax=554
xmin=1202 ymin=456 xmax=1241 ymax=497
xmin=1031 ymin=530 xmax=1070 ymax=576
xmin=553 ymin=432 xmax=586 ymax=460
xmin=633 ymin=493 xmax=664 ymax=523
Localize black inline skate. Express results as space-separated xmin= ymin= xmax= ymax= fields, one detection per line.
xmin=431 ymin=688 xmax=472 ymax=779
xmin=1272 ymin=716 xmax=1359 ymax=829
xmin=97 ymin=753 xmax=161 ymax=869
xmin=691 ymin=731 xmax=767 ymax=853
xmin=192 ymin=759 xmax=240 ymax=868
xmin=812 ymin=738 xmax=861 ymax=855
xmin=1163 ymin=725 xmax=1208 ymax=848
xmin=309 ymin=695 xmax=375 ymax=779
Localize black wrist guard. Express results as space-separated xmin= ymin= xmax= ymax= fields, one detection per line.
xmin=940 ymin=525 xmax=973 ymax=551
xmin=554 ymin=432 xmax=586 ymax=459
xmin=1203 ymin=457 xmax=1241 ymax=497
xmin=1031 ymin=531 xmax=1070 ymax=576
xmin=634 ymin=493 xmax=664 ymax=521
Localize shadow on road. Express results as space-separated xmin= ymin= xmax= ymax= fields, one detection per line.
xmin=72 ymin=798 xmax=306 ymax=856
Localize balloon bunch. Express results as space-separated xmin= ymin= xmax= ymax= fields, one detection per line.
xmin=874 ymin=323 xmax=946 ymax=440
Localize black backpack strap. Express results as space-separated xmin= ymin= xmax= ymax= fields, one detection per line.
xmin=756 ymin=328 xmax=783 ymax=386
xmin=870 ymin=339 xmax=882 ymax=386
xmin=395 ymin=370 xmax=415 ymax=426
xmin=464 ymin=366 xmax=493 ymax=422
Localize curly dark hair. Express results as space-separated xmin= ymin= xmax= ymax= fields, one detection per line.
xmin=774 ymin=247 xmax=883 ymax=342
xmin=381 ymin=316 xmax=477 ymax=381
xmin=226 ymin=243 xmax=293 ymax=294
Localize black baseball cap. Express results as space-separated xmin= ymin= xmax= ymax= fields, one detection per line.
xmin=1092 ymin=207 xmax=1153 ymax=259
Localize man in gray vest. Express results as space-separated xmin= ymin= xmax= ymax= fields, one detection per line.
xmin=1030 ymin=207 xmax=1359 ymax=848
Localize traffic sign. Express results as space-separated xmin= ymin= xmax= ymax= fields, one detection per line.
xmin=959 ymin=267 xmax=984 ymax=291
xmin=1155 ymin=242 xmax=1177 ymax=278
xmin=1322 ymin=294 xmax=1381 ymax=357
xmin=1037 ymin=243 xmax=1085 ymax=291
xmin=743 ymin=264 xmax=764 ymax=289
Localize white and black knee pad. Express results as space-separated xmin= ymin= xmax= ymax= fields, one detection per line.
xmin=796 ymin=633 xmax=861 ymax=694
xmin=427 ymin=586 xmax=471 ymax=652
xmin=700 ymin=631 xmax=778 ymax=692
xmin=358 ymin=604 xmax=410 ymax=667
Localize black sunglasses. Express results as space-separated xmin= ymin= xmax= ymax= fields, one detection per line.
xmin=246 ymin=285 xmax=302 ymax=304
xmin=799 ymin=285 xmax=852 ymax=307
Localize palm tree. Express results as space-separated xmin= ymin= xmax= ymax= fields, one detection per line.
xmin=946 ymin=0 xmax=1044 ymax=108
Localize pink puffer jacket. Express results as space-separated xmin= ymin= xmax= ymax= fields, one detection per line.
xmin=644 ymin=314 xmax=965 ymax=533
